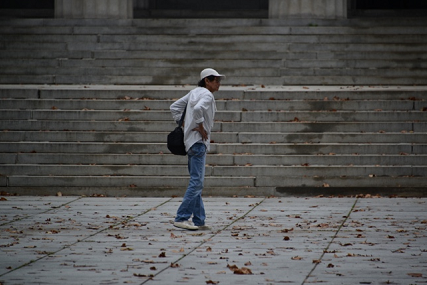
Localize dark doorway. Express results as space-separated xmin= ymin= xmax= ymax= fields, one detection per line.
xmin=135 ymin=0 xmax=269 ymax=18
xmin=0 ymin=0 xmax=54 ymax=18
xmin=350 ymin=0 xmax=427 ymax=17
xmin=0 ymin=0 xmax=54 ymax=9
xmin=355 ymin=0 xmax=427 ymax=9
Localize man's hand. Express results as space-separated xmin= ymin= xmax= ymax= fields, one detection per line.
xmin=193 ymin=123 xmax=208 ymax=141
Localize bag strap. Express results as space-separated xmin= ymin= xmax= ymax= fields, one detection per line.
xmin=178 ymin=104 xmax=187 ymax=127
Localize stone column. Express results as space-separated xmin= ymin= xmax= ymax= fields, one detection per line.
xmin=55 ymin=0 xmax=133 ymax=19
xmin=269 ymin=0 xmax=347 ymax=19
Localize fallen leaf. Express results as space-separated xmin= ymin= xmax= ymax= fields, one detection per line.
xmin=291 ymin=256 xmax=303 ymax=260
xmin=120 ymin=247 xmax=133 ymax=251
xmin=234 ymin=267 xmax=252 ymax=275
xmin=407 ymin=273 xmax=422 ymax=277
xmin=280 ymin=228 xmax=294 ymax=233
xmin=227 ymin=264 xmax=238 ymax=271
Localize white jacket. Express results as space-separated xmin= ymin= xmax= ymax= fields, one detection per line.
xmin=170 ymin=87 xmax=216 ymax=152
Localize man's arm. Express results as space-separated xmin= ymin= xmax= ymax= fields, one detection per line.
xmin=170 ymin=94 xmax=189 ymax=123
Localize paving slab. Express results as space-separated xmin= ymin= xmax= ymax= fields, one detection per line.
xmin=0 ymin=196 xmax=426 ymax=285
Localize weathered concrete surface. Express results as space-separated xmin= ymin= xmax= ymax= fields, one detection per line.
xmin=1 ymin=196 xmax=426 ymax=284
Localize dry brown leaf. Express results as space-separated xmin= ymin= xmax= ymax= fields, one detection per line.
xmin=291 ymin=256 xmax=303 ymax=260
xmin=227 ymin=264 xmax=238 ymax=271
xmin=407 ymin=273 xmax=423 ymax=277
xmin=234 ymin=267 xmax=252 ymax=275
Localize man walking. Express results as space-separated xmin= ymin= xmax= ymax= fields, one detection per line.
xmin=170 ymin=68 xmax=225 ymax=230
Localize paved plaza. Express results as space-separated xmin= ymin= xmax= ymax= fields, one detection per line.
xmin=0 ymin=195 xmax=426 ymax=284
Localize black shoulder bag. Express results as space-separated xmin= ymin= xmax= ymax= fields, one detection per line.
xmin=167 ymin=105 xmax=187 ymax=156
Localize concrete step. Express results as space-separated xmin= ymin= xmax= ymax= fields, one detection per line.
xmin=2 ymin=18 xmax=426 ymax=28
xmin=2 ymin=153 xmax=425 ymax=166
xmin=0 ymin=110 xmax=424 ymax=122
xmin=281 ymin=68 xmax=427 ymax=78
xmin=1 ymin=98 xmax=421 ymax=111
xmin=4 ymin=49 xmax=425 ymax=62
xmin=1 ymin=19 xmax=426 ymax=85
xmin=0 ymin=142 xmax=423 ymax=155
xmin=3 ymin=175 xmax=254 ymax=188
xmin=1 ymin=85 xmax=424 ymax=100
xmin=1 ymin=164 xmax=425 ymax=177
xmin=2 ymin=120 xmax=424 ymax=133
xmin=2 ymin=74 xmax=427 ymax=86
xmin=4 ymin=175 xmax=426 ymax=188
xmin=1 ymin=98 xmax=427 ymax=110
xmin=279 ymin=76 xmax=427 ymax=86
xmin=3 ymin=34 xmax=427 ymax=45
xmin=2 ymin=66 xmax=427 ymax=85
xmin=2 ymin=23 xmax=427 ymax=36
xmin=1 ymin=131 xmax=425 ymax=144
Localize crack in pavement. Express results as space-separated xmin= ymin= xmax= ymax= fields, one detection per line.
xmin=0 ymin=197 xmax=82 ymax=227
xmin=301 ymin=197 xmax=359 ymax=285
xmin=140 ymin=197 xmax=267 ymax=284
xmin=0 ymin=197 xmax=173 ymax=278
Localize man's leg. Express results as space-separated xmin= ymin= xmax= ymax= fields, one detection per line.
xmin=175 ymin=143 xmax=206 ymax=223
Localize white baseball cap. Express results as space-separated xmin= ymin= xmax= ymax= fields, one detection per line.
xmin=200 ymin=68 xmax=225 ymax=80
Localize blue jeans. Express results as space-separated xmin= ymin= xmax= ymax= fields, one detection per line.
xmin=175 ymin=143 xmax=206 ymax=226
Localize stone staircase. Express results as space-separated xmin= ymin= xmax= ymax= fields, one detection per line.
xmin=0 ymin=17 xmax=427 ymax=85
xmin=0 ymin=18 xmax=426 ymax=196
xmin=1 ymin=85 xmax=426 ymax=196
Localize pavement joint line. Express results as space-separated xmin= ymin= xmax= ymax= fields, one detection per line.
xmin=140 ymin=197 xmax=267 ymax=285
xmin=0 ymin=197 xmax=173 ymax=279
xmin=0 ymin=196 xmax=83 ymax=227
xmin=301 ymin=197 xmax=359 ymax=285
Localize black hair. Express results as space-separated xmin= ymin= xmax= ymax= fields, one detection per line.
xmin=198 ymin=75 xmax=216 ymax=87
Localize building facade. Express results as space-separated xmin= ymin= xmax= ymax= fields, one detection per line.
xmin=1 ymin=0 xmax=427 ymax=19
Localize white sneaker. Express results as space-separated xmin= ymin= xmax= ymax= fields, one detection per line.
xmin=173 ymin=221 xmax=198 ymax=231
